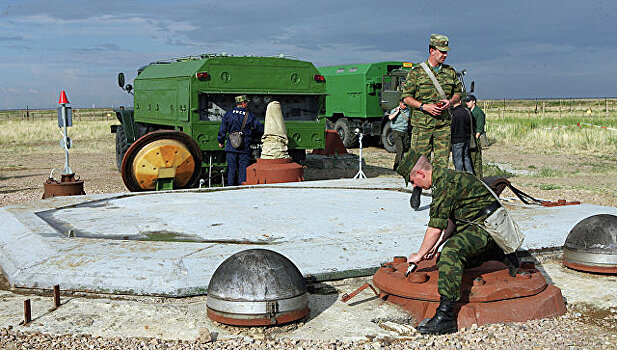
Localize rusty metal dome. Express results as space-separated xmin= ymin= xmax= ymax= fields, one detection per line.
xmin=563 ymin=214 xmax=617 ymax=273
xmin=206 ymin=249 xmax=309 ymax=326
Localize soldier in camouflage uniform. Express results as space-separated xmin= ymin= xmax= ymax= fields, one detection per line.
xmin=401 ymin=34 xmax=462 ymax=169
xmin=397 ymin=149 xmax=519 ymax=335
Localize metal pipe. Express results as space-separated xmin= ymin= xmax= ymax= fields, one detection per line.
xmin=53 ymin=285 xmax=61 ymax=308
xmin=24 ymin=299 xmax=31 ymax=325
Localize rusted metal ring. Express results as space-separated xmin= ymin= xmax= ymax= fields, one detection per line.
xmin=207 ymin=294 xmax=308 ymax=315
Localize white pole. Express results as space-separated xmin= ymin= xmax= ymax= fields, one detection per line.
xmin=353 ymin=129 xmax=366 ymax=179
xmin=61 ymin=104 xmax=73 ymax=175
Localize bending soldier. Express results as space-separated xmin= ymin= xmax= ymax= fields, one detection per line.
xmin=397 ymin=149 xmax=522 ymax=335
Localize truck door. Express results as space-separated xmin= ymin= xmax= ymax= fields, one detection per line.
xmin=380 ymin=71 xmax=408 ymax=111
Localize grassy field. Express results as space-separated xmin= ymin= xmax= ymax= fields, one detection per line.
xmin=482 ymin=98 xmax=617 ymax=155
xmin=0 ymin=114 xmax=116 ymax=153
xmin=0 ymin=100 xmax=616 ymax=206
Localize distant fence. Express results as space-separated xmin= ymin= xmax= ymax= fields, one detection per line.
xmin=481 ymin=98 xmax=617 ymax=119
xmin=0 ymin=108 xmax=116 ymax=121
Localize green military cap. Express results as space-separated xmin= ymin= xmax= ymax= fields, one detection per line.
xmin=235 ymin=95 xmax=249 ymax=103
xmin=396 ymin=149 xmax=422 ymax=185
xmin=430 ymin=33 xmax=450 ymax=51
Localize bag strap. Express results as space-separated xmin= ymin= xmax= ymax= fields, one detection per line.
xmin=420 ymin=62 xmax=447 ymax=100
xmin=239 ymin=109 xmax=249 ymax=133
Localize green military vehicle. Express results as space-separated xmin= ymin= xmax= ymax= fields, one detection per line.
xmin=113 ymin=54 xmax=326 ymax=191
xmin=318 ymin=61 xmax=412 ymax=152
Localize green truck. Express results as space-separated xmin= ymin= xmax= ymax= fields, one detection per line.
xmin=318 ymin=61 xmax=412 ymax=152
xmin=113 ymin=54 xmax=326 ymax=191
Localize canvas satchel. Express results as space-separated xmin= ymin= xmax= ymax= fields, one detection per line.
xmin=478 ymin=182 xmax=525 ymax=254
xmin=228 ymin=110 xmax=249 ymax=149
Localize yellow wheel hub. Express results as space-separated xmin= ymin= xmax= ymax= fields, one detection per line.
xmin=131 ymin=139 xmax=196 ymax=190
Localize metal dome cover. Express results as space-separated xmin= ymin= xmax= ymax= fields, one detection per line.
xmin=206 ymin=249 xmax=309 ymax=326
xmin=563 ymin=214 xmax=617 ymax=273
xmin=208 ymin=248 xmax=306 ymax=300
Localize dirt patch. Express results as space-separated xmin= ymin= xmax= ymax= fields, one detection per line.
xmin=0 ymin=143 xmax=615 ymax=207
xmin=483 ymin=144 xmax=617 ymax=206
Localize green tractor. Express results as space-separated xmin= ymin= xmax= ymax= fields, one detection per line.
xmin=113 ymin=54 xmax=327 ymax=191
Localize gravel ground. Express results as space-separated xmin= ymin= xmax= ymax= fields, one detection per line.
xmin=1 ymin=309 xmax=616 ymax=349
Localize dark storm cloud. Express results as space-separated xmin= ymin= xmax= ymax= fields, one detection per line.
xmin=2 ymin=0 xmax=617 ymax=106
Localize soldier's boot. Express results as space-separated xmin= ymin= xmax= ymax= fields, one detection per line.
xmin=417 ymin=296 xmax=458 ymax=335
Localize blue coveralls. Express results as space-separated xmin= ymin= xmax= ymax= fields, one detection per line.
xmin=217 ymin=107 xmax=264 ymax=186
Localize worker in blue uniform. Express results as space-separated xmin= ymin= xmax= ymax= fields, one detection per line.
xmin=218 ymin=95 xmax=264 ymax=186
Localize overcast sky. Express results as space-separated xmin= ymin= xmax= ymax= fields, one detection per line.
xmin=1 ymin=0 xmax=616 ymax=109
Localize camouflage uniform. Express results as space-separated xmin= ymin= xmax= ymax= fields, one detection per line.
xmin=429 ymin=167 xmax=502 ymax=301
xmin=401 ymin=60 xmax=462 ymax=169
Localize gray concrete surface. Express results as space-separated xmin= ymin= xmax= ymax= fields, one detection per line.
xmin=0 ymin=178 xmax=615 ymax=296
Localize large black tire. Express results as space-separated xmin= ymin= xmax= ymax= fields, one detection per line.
xmin=115 ymin=124 xmax=129 ymax=172
xmin=381 ymin=122 xmax=396 ymax=153
xmin=334 ymin=118 xmax=357 ymax=148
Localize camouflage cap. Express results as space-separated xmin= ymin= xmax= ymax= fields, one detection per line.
xmin=430 ymin=34 xmax=450 ymax=51
xmin=395 ymin=149 xmax=422 ymax=185
xmin=235 ymin=95 xmax=249 ymax=103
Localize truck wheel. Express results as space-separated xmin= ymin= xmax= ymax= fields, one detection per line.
xmin=121 ymin=130 xmax=203 ymax=192
xmin=334 ymin=118 xmax=357 ymax=148
xmin=115 ymin=124 xmax=129 ymax=172
xmin=381 ymin=123 xmax=396 ymax=153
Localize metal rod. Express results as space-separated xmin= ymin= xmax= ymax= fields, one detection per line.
xmin=53 ymin=285 xmax=61 ymax=308
xmin=209 ymin=154 xmax=213 ymax=188
xmin=24 ymin=299 xmax=31 ymax=325
xmin=61 ymin=104 xmax=72 ymax=174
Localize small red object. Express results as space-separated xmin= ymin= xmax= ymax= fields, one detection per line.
xmin=58 ymin=90 xmax=69 ymax=104
xmin=243 ymin=158 xmax=304 ymax=185
xmin=312 ymin=130 xmax=348 ymax=155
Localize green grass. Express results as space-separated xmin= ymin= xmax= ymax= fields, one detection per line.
xmin=482 ymin=98 xmax=617 ymax=155
xmin=538 ymin=184 xmax=562 ymax=190
xmin=531 ymin=167 xmax=566 ymax=178
xmin=483 ymin=164 xmax=515 ymax=178
xmin=0 ymin=118 xmax=115 ymax=153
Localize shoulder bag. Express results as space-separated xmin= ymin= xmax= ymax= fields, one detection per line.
xmin=228 ymin=110 xmax=249 ymax=149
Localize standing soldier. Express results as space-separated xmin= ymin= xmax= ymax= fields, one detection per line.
xmin=218 ymin=95 xmax=264 ymax=186
xmin=401 ymin=34 xmax=462 ymax=169
xmin=465 ymin=94 xmax=485 ymax=178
